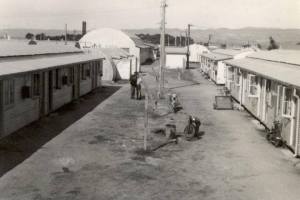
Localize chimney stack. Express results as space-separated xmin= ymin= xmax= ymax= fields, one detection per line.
xmin=65 ymin=24 xmax=68 ymax=45
xmin=82 ymin=21 xmax=87 ymax=36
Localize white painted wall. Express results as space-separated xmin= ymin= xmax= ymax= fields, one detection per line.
xmin=189 ymin=44 xmax=209 ymax=63
xmin=2 ymin=74 xmax=39 ymax=136
xmin=166 ymin=54 xmax=186 ymax=69
xmin=216 ymin=61 xmax=226 ymax=84
xmin=52 ymin=86 xmax=72 ymax=111
xmin=80 ymin=79 xmax=92 ymax=96
xmin=116 ymin=59 xmax=131 ymax=80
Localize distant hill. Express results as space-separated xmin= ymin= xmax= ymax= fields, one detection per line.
xmin=0 ymin=29 xmax=81 ymax=39
xmin=1 ymin=27 xmax=300 ymax=50
xmin=125 ymin=27 xmax=300 ymax=50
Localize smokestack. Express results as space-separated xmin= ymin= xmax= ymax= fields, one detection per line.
xmin=82 ymin=21 xmax=87 ymax=36
xmin=65 ymin=24 xmax=68 ymax=45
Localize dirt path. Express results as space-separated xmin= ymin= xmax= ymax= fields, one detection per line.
xmin=0 ymin=65 xmax=300 ymax=200
xmin=0 ymin=86 xmax=120 ymax=177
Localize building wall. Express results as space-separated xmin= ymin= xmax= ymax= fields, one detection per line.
xmin=102 ymin=57 xmax=117 ymax=81
xmin=140 ymin=48 xmax=154 ymax=64
xmin=116 ymin=59 xmax=131 ymax=80
xmin=0 ymin=59 xmax=103 ymax=137
xmin=216 ymin=62 xmax=226 ymax=85
xmin=166 ymin=54 xmax=186 ymax=69
xmin=52 ymin=86 xmax=73 ymax=111
xmin=80 ymin=79 xmax=92 ymax=96
xmin=210 ymin=61 xmax=226 ymax=85
xmin=189 ymin=45 xmax=209 ymax=63
xmin=226 ymin=64 xmax=297 ymax=150
xmin=1 ymin=74 xmax=40 ymax=137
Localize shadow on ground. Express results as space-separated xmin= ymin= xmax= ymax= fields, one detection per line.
xmin=0 ymin=86 xmax=121 ymax=177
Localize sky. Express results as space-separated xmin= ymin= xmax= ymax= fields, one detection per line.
xmin=0 ymin=0 xmax=299 ymax=30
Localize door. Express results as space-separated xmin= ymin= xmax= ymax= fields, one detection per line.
xmin=48 ymin=71 xmax=53 ymax=112
xmin=73 ymin=65 xmax=80 ymax=99
xmin=40 ymin=72 xmax=46 ymax=116
xmin=92 ymin=63 xmax=98 ymax=89
xmin=0 ymin=80 xmax=3 ymax=136
xmin=258 ymin=78 xmax=266 ymax=120
xmin=291 ymin=96 xmax=298 ymax=149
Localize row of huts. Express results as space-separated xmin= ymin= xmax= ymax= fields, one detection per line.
xmin=0 ymin=40 xmax=105 ymax=137
xmin=0 ymin=28 xmax=159 ymax=137
xmin=199 ymin=49 xmax=300 ymax=157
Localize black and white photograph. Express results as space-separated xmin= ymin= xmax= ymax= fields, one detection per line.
xmin=0 ymin=0 xmax=300 ymax=199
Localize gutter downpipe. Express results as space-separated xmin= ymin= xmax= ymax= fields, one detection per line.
xmin=293 ymin=88 xmax=300 ymax=158
xmin=239 ymin=69 xmax=243 ymax=106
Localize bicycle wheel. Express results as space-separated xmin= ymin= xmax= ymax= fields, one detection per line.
xmin=184 ymin=124 xmax=196 ymax=140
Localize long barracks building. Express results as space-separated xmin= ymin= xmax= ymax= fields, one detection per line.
xmin=0 ymin=41 xmax=104 ymax=137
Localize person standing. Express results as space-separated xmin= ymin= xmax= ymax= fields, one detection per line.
xmin=130 ymin=72 xmax=137 ymax=99
xmin=136 ymin=73 xmax=142 ymax=100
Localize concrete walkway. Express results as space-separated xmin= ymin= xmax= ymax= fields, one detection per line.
xmin=0 ymin=66 xmax=300 ymax=200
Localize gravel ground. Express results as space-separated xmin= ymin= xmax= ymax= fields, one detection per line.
xmin=0 ymin=64 xmax=300 ymax=200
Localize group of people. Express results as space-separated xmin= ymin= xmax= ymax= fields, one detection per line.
xmin=130 ymin=72 xmax=142 ymax=100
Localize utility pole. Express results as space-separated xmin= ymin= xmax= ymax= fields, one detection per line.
xmin=186 ymin=24 xmax=192 ymax=69
xmin=158 ymin=0 xmax=167 ymax=98
xmin=180 ymin=35 xmax=182 ymax=47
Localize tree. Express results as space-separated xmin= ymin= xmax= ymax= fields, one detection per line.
xmin=268 ymin=36 xmax=279 ymax=50
xmin=25 ymin=33 xmax=34 ymax=40
xmin=36 ymin=33 xmax=47 ymax=40
xmin=257 ymin=43 xmax=262 ymax=49
xmin=221 ymin=43 xmax=227 ymax=49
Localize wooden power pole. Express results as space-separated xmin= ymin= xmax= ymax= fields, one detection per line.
xmin=186 ymin=24 xmax=192 ymax=69
xmin=159 ymin=0 xmax=167 ymax=98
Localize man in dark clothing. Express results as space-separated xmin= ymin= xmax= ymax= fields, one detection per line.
xmin=130 ymin=72 xmax=137 ymax=99
xmin=136 ymin=73 xmax=142 ymax=100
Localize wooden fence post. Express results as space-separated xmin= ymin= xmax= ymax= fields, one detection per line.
xmin=144 ymin=93 xmax=149 ymax=151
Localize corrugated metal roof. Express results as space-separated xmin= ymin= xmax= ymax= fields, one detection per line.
xmin=200 ymin=52 xmax=232 ymax=61
xmin=144 ymin=43 xmax=159 ymax=49
xmin=225 ymin=58 xmax=300 ymax=88
xmin=0 ymin=52 xmax=104 ymax=78
xmin=212 ymin=48 xmax=254 ymax=56
xmin=130 ymin=37 xmax=150 ymax=49
xmin=248 ymin=50 xmax=300 ymax=66
xmin=0 ymin=40 xmax=82 ymax=58
xmin=100 ymin=48 xmax=132 ymax=59
xmin=166 ymin=47 xmax=187 ymax=55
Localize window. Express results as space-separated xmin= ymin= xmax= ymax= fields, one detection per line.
xmin=81 ymin=64 xmax=87 ymax=80
xmin=86 ymin=64 xmax=91 ymax=78
xmin=97 ymin=61 xmax=103 ymax=76
xmin=248 ymin=74 xmax=259 ymax=97
xmin=235 ymin=69 xmax=241 ymax=85
xmin=266 ymin=79 xmax=271 ymax=92
xmin=227 ymin=66 xmax=234 ymax=82
xmin=69 ymin=67 xmax=74 ymax=84
xmin=3 ymin=79 xmax=14 ymax=106
xmin=266 ymin=80 xmax=272 ymax=106
xmin=282 ymin=87 xmax=292 ymax=117
xmin=32 ymin=73 xmax=40 ymax=96
xmin=54 ymin=69 xmax=62 ymax=89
